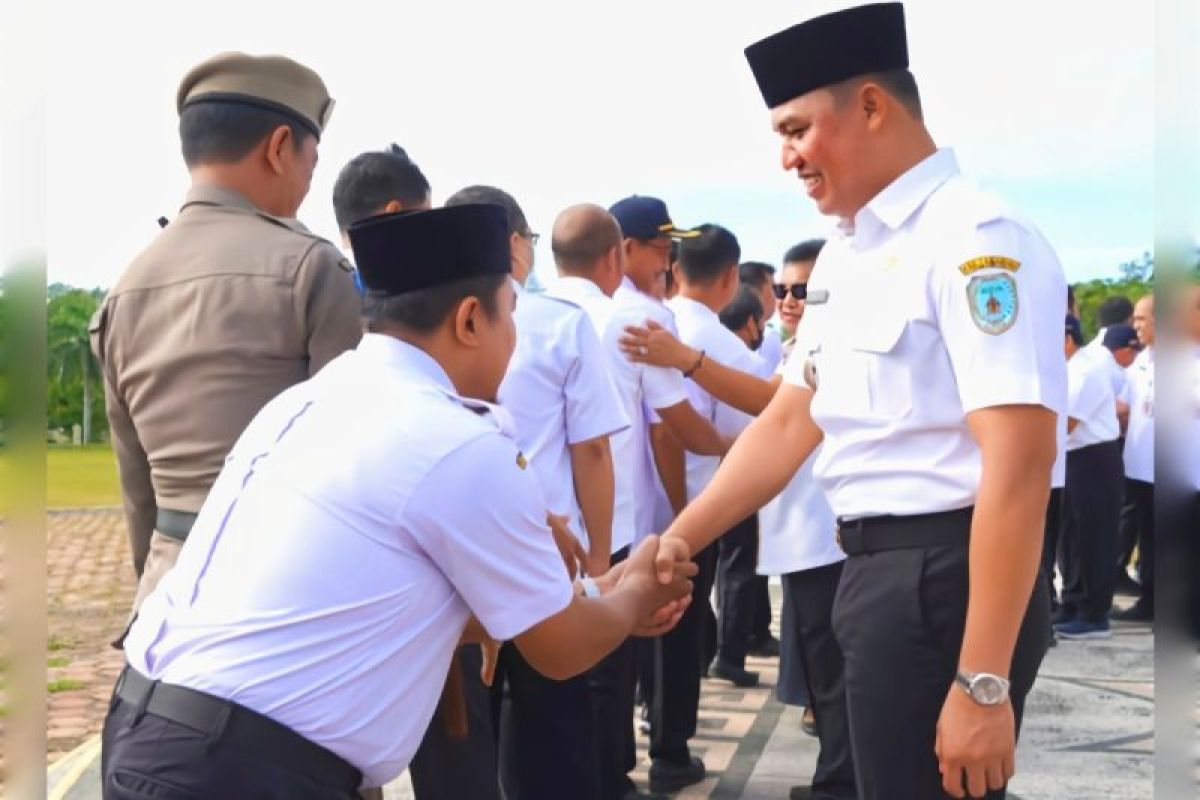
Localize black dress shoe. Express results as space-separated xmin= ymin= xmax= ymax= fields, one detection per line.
xmin=1111 ymin=602 xmax=1154 ymax=622
xmin=648 ymin=756 xmax=706 ymax=793
xmin=709 ymin=657 xmax=760 ymax=687
xmin=748 ymin=634 xmax=781 ymax=657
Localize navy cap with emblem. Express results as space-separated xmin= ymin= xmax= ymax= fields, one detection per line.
xmin=1065 ymin=314 xmax=1084 ymax=346
xmin=744 ymin=2 xmax=909 ymax=109
xmin=348 ymin=204 xmax=511 ymax=296
xmin=609 ymin=195 xmax=700 ymax=240
xmin=1102 ymin=323 xmax=1141 ymax=351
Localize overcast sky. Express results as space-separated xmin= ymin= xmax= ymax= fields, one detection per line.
xmin=39 ymin=0 xmax=1152 ymax=289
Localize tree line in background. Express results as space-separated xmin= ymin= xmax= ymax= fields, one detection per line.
xmin=40 ymin=253 xmax=1169 ymax=442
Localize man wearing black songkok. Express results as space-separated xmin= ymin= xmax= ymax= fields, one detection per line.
xmin=647 ymin=4 xmax=1065 ymax=799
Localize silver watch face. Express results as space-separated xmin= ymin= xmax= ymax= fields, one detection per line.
xmin=970 ymin=675 xmax=1008 ymax=705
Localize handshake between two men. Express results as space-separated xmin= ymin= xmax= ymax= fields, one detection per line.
xmin=459 ymin=529 xmax=698 ymax=699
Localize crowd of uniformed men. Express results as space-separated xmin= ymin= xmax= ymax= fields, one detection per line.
xmin=89 ymin=4 xmax=1186 ymax=800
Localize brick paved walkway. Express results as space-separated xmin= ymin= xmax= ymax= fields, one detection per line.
xmin=46 ymin=508 xmax=133 ymax=763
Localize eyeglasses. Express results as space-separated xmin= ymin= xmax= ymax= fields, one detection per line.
xmin=525 ymin=231 xmax=541 ymax=246
xmin=772 ymin=282 xmax=808 ymax=300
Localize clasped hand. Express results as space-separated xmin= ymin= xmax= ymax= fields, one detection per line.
xmin=596 ymin=534 xmax=696 ymax=637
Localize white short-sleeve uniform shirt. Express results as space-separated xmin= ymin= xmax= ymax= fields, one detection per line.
xmin=758 ymin=341 xmax=843 ymax=575
xmin=782 ymin=148 xmax=1068 ymax=519
xmin=757 ymin=325 xmax=785 ymax=375
xmin=1123 ymin=347 xmax=1154 ymax=482
xmin=123 ymin=335 xmax=575 ymax=789
xmin=499 ymin=290 xmax=630 ymax=552
xmin=556 ymin=276 xmax=691 ymax=544
xmin=1066 ymin=348 xmax=1120 ymax=451
xmin=668 ymin=295 xmax=760 ymax=501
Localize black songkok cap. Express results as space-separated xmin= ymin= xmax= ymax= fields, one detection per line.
xmin=744 ymin=2 xmax=909 ymax=109
xmin=348 ymin=204 xmax=511 ymax=296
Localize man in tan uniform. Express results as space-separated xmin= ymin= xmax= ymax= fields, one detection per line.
xmin=91 ymin=52 xmax=362 ymax=624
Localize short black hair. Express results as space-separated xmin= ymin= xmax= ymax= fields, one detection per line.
xmin=332 ymin=144 xmax=430 ymax=231
xmin=445 ymin=185 xmax=528 ymax=236
xmin=738 ymin=261 xmax=775 ymax=290
xmin=1097 ymin=295 xmax=1134 ymax=327
xmin=362 ymin=273 xmax=507 ymax=334
xmin=179 ymin=102 xmax=311 ymax=168
xmin=677 ymin=224 xmax=741 ymax=285
xmin=719 ymin=286 xmax=764 ymax=333
xmin=832 ymin=68 xmax=923 ymax=120
xmin=782 ymin=239 xmax=826 ymax=265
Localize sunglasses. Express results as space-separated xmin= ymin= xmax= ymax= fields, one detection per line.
xmin=772 ymin=282 xmax=808 ymax=300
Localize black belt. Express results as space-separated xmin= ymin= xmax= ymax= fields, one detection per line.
xmin=115 ymin=665 xmax=361 ymax=791
xmin=836 ymin=506 xmax=974 ymax=556
xmin=155 ymin=508 xmax=198 ymax=540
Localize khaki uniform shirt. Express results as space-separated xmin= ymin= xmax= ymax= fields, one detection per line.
xmin=91 ymin=184 xmax=362 ymax=572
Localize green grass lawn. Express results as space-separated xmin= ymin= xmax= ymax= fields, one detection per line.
xmin=47 ymin=444 xmax=122 ymax=508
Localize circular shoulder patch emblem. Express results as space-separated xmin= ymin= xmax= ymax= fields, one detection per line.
xmin=966 ymin=273 xmax=1019 ymax=335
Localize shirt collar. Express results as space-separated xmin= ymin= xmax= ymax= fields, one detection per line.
xmin=670 ymin=294 xmax=719 ymax=323
xmin=849 ymin=147 xmax=960 ymax=239
xmin=181 ymin=183 xmax=313 ymax=234
xmin=355 ymin=333 xmax=456 ymax=394
xmin=182 ymin=184 xmax=259 ymax=213
xmin=552 ymin=275 xmax=607 ymax=302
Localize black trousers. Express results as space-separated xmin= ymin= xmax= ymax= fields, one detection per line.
xmin=752 ymin=574 xmax=773 ymax=641
xmin=588 ymin=546 xmax=638 ymax=800
xmin=102 ymin=678 xmax=361 ymax=799
xmin=1124 ymin=479 xmax=1155 ymax=610
xmin=782 ymin=563 xmax=856 ymax=800
xmin=832 ymin=515 xmax=1049 ymax=800
xmin=1061 ymin=440 xmax=1124 ymax=622
xmin=495 ymin=643 xmax=599 ymax=800
xmin=410 ymin=645 xmax=502 ymax=800
xmin=1115 ymin=479 xmax=1139 ymax=572
xmin=715 ymin=514 xmax=760 ymax=667
xmin=1040 ymin=487 xmax=1064 ymax=608
xmin=650 ymin=542 xmax=717 ymax=765
xmin=777 ymin=574 xmax=809 ymax=708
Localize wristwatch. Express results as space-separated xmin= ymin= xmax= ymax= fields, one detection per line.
xmin=954 ymin=670 xmax=1010 ymax=706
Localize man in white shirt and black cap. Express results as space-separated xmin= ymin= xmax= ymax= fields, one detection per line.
xmin=645 ymin=4 xmax=1065 ymax=798
xmin=1055 ymin=315 xmax=1123 ymax=639
xmin=102 ymin=204 xmax=696 ymax=800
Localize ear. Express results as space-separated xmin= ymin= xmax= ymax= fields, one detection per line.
xmin=383 ymin=199 xmax=405 ymax=214
xmin=860 ymin=82 xmax=887 ymax=130
xmin=264 ymin=125 xmax=292 ymax=175
xmin=453 ymin=296 xmax=484 ymax=348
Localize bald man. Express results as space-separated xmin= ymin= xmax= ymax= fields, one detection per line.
xmin=1112 ymin=294 xmax=1155 ymax=622
xmin=546 ymin=204 xmax=727 ymax=800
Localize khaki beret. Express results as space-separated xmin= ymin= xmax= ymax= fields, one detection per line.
xmin=176 ymin=52 xmax=334 ymax=139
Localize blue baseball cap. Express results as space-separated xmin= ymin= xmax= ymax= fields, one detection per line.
xmin=608 ymin=195 xmax=699 ymax=240
xmin=1102 ymin=323 xmax=1141 ymax=351
xmin=1065 ymin=314 xmax=1083 ymax=345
